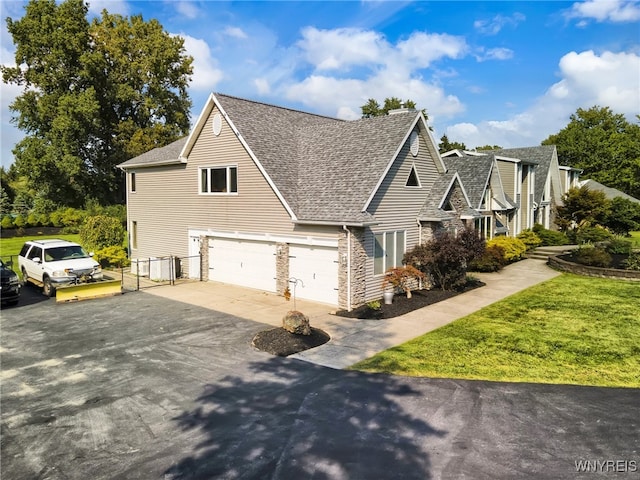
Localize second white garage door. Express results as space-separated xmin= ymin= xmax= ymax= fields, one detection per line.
xmin=208 ymin=238 xmax=276 ymax=292
xmin=288 ymin=245 xmax=339 ymax=305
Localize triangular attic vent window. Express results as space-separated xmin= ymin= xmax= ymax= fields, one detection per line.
xmin=443 ymin=199 xmax=455 ymax=212
xmin=406 ymin=165 xmax=420 ymax=187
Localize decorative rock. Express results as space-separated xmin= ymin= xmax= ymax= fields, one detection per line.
xmin=282 ymin=310 xmax=311 ymax=336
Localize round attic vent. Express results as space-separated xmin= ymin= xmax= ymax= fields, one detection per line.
xmin=410 ymin=131 xmax=419 ymax=156
xmin=212 ymin=113 xmax=222 ymax=136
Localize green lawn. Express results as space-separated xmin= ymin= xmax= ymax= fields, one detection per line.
xmin=351 ymin=274 xmax=640 ymax=388
xmin=0 ymin=234 xmax=81 ymax=261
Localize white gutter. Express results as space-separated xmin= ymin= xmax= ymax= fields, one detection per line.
xmin=343 ymin=225 xmax=352 ymax=312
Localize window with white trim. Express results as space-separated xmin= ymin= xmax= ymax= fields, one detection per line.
xmin=200 ymin=166 xmax=238 ymax=194
xmin=374 ymin=230 xmax=405 ymax=275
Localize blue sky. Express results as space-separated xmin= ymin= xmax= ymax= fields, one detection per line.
xmin=1 ymin=0 xmax=639 ymax=166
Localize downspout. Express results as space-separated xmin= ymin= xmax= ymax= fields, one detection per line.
xmin=342 ymin=225 xmax=352 ymax=312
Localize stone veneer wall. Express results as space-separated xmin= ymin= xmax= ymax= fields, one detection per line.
xmin=548 ymin=256 xmax=640 ymax=281
xmin=199 ymin=235 xmax=209 ymax=281
xmin=275 ymin=242 xmax=290 ymax=296
xmin=338 ymin=227 xmax=367 ymax=309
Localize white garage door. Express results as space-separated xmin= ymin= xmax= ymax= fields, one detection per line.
xmin=208 ymin=238 xmax=276 ymax=292
xmin=288 ymin=245 xmax=339 ymax=305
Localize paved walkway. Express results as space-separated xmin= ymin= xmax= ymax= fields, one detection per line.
xmin=145 ymin=258 xmax=561 ymax=369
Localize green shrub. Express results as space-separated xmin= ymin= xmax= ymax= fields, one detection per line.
xmin=37 ymin=212 xmax=50 ymax=226
xmin=604 ymin=238 xmax=633 ymax=255
xmin=574 ymin=226 xmax=613 ymax=244
xmin=537 ymin=228 xmax=570 ymax=246
xmin=26 ymin=213 xmax=40 ymax=227
xmin=517 ymin=229 xmax=542 ymax=251
xmin=1 ymin=215 xmax=14 ymax=229
xmin=622 ymin=252 xmax=640 ymax=271
xmin=49 ymin=209 xmax=63 ymax=227
xmin=93 ymin=245 xmax=130 ymax=268
xmin=486 ymin=236 xmax=527 ymax=262
xmin=469 ymin=244 xmax=506 ymax=272
xmin=404 ymin=228 xmax=479 ymax=291
xmin=59 ymin=207 xmax=87 ymax=229
xmin=572 ymin=245 xmax=612 ymax=267
xmin=13 ymin=214 xmax=26 ymax=228
xmin=79 ymin=215 xmax=125 ymax=251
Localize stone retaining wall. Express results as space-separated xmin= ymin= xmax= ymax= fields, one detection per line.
xmin=548 ymin=255 xmax=640 ymax=281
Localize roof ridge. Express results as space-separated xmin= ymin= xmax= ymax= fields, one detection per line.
xmin=215 ymin=92 xmax=342 ymax=123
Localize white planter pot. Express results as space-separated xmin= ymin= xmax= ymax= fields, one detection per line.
xmin=383 ymin=291 xmax=394 ymax=305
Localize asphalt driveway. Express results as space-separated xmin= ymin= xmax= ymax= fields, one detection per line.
xmin=1 ymin=286 xmax=638 ymax=479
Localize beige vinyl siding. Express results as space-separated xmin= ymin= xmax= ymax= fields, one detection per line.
xmin=127 ymin=105 xmax=339 ymax=260
xmin=364 ymin=127 xmax=441 ymax=301
xmin=495 ymin=160 xmax=518 ymax=235
xmin=521 ymin=164 xmax=531 ymax=231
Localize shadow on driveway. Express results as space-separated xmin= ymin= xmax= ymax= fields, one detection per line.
xmin=166 ymin=358 xmax=446 ymax=479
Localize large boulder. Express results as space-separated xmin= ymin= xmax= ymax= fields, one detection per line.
xmin=282 ymin=310 xmax=311 ymax=336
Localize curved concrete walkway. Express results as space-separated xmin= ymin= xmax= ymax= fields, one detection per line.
xmin=146 ymin=258 xmax=561 ymax=369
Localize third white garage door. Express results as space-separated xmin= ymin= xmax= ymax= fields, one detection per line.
xmin=208 ymin=238 xmax=276 ymax=292
xmin=288 ymin=245 xmax=339 ymax=305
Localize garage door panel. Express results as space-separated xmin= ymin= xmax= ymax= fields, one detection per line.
xmin=289 ymin=245 xmax=339 ymax=305
xmin=209 ymin=238 xmax=276 ymax=292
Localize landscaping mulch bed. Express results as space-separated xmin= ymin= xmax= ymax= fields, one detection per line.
xmin=252 ymin=327 xmax=330 ymax=357
xmin=336 ymin=278 xmax=486 ymax=320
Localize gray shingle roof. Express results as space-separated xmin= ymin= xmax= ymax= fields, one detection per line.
xmin=581 ymin=179 xmax=640 ymax=203
xmin=118 ymin=137 xmax=187 ymax=168
xmin=215 ymin=94 xmax=419 ymax=223
xmin=443 ymin=154 xmax=493 ymax=209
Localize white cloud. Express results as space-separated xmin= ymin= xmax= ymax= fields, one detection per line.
xmin=224 ymin=27 xmax=248 ymax=40
xmin=444 ymin=49 xmax=640 ymax=149
xmin=254 ymin=78 xmax=270 ymax=95
xmin=475 ymin=47 xmax=514 ymax=62
xmin=179 ymin=34 xmax=224 ymax=91
xmin=284 ymin=26 xmax=467 ymax=122
xmin=297 ymin=27 xmax=388 ymax=70
xmin=474 ymin=13 xmax=526 ymax=35
xmin=172 ymin=1 xmax=201 ymax=20
xmin=86 ymin=0 xmax=130 ymax=16
xmin=566 ymin=0 xmax=640 ymax=23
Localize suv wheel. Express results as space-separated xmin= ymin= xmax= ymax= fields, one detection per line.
xmin=43 ymin=276 xmax=55 ymax=297
xmin=21 ymin=267 xmax=29 ymax=286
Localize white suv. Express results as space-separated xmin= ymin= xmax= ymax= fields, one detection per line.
xmin=18 ymin=239 xmax=103 ymax=297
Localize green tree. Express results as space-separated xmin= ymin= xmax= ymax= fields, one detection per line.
xmin=603 ymin=197 xmax=640 ymax=236
xmin=2 ymin=0 xmax=193 ymax=207
xmin=79 ymin=215 xmax=125 ymax=250
xmin=476 ymin=144 xmax=502 ymax=151
xmin=542 ymin=106 xmax=640 ymax=198
xmin=438 ymin=134 xmax=467 ymax=153
xmin=555 ymin=186 xmax=610 ymax=232
xmin=361 ymin=97 xmax=419 ymax=117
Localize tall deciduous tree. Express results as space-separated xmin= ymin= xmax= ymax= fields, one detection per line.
xmin=2 ymin=0 xmax=193 ymax=207
xmin=542 ymin=106 xmax=640 ymax=199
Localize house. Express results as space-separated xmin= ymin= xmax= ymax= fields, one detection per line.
xmin=120 ymin=93 xmax=582 ymax=309
xmin=441 ymin=152 xmax=516 ymax=238
xmin=119 ymin=93 xmax=474 ymax=310
xmin=442 ymin=145 xmax=568 ymax=235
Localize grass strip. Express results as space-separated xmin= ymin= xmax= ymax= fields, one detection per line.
xmin=351 ymin=274 xmax=640 ymax=388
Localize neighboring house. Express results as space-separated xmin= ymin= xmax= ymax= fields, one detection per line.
xmin=443 ymin=145 xmax=569 ymax=235
xmin=491 ymin=146 xmax=564 ymax=231
xmin=119 ymin=93 xmax=472 ymax=310
xmin=559 ymin=165 xmax=582 ymax=195
xmin=442 ymin=152 xmax=516 ymax=238
xmin=579 ymin=179 xmax=640 ymax=204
